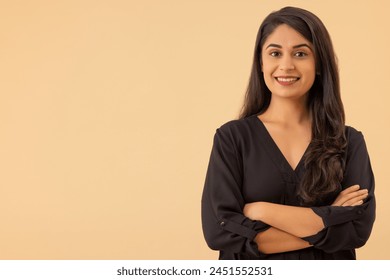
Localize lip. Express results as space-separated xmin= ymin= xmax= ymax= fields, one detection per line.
xmin=274 ymin=76 xmax=300 ymax=86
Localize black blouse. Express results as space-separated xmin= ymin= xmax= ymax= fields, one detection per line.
xmin=201 ymin=114 xmax=376 ymax=260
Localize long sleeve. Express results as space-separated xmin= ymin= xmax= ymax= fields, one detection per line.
xmin=302 ymin=128 xmax=376 ymax=253
xmin=201 ymin=126 xmax=270 ymax=258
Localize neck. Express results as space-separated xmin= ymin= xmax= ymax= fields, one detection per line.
xmin=262 ymin=95 xmax=311 ymax=125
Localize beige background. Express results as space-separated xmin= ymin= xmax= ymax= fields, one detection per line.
xmin=0 ymin=0 xmax=389 ymax=259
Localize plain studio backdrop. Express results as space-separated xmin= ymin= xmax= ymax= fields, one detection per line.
xmin=0 ymin=0 xmax=389 ymax=259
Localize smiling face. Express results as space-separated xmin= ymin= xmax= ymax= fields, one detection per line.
xmin=261 ymin=24 xmax=316 ymax=101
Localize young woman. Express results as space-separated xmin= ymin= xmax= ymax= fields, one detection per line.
xmin=201 ymin=6 xmax=375 ymax=260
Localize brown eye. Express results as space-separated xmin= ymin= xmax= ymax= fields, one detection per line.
xmin=270 ymin=51 xmax=281 ymax=57
xmin=295 ymin=51 xmax=307 ymax=57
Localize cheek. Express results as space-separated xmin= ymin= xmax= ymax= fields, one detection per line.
xmin=301 ymin=63 xmax=316 ymax=84
xmin=261 ymin=61 xmax=275 ymax=80
xmin=261 ymin=66 xmax=274 ymax=82
xmin=261 ymin=54 xmax=274 ymax=71
xmin=306 ymin=68 xmax=316 ymax=85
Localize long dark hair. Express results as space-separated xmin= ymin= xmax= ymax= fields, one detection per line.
xmin=239 ymin=6 xmax=347 ymax=206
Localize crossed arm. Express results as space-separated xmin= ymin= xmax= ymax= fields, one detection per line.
xmin=243 ymin=185 xmax=368 ymax=254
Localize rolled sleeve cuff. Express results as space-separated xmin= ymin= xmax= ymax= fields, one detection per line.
xmin=219 ymin=218 xmax=271 ymax=257
xmin=220 ymin=218 xmax=270 ymax=237
xmin=311 ymin=205 xmax=366 ymax=228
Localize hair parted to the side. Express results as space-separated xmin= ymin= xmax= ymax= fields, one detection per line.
xmin=238 ymin=6 xmax=347 ymax=206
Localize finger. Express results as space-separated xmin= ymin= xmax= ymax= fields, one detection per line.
xmin=349 ymin=200 xmax=364 ymax=207
xmin=334 ymin=188 xmax=367 ymax=206
xmin=340 ymin=189 xmax=367 ymax=203
xmin=344 ymin=193 xmax=368 ymax=205
xmin=340 ymin=185 xmax=360 ymax=195
xmin=342 ymin=193 xmax=369 ymax=206
xmin=332 ymin=186 xmax=366 ymax=206
xmin=349 ymin=189 xmax=369 ymax=201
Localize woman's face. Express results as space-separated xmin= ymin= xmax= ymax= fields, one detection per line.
xmin=261 ymin=24 xmax=316 ymax=101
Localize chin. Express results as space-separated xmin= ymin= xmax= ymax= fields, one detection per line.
xmin=272 ymin=91 xmax=308 ymax=100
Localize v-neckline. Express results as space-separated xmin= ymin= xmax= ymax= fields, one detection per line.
xmin=252 ymin=114 xmax=310 ymax=174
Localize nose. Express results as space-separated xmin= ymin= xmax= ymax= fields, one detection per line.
xmin=279 ymin=56 xmax=295 ymax=71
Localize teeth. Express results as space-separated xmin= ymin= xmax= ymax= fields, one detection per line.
xmin=277 ymin=77 xmax=298 ymax=82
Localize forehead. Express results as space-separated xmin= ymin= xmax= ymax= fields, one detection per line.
xmin=263 ymin=24 xmax=312 ymax=49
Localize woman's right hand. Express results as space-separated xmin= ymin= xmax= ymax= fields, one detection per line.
xmin=331 ymin=185 xmax=368 ymax=207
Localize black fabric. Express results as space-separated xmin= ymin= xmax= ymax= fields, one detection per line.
xmin=201 ymin=113 xmax=375 ymax=259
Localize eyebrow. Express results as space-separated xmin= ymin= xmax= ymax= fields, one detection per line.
xmin=266 ymin=43 xmax=312 ymax=50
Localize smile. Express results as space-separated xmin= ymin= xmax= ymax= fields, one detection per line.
xmin=275 ymin=76 xmax=300 ymax=85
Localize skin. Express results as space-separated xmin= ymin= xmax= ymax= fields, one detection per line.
xmin=246 ymin=185 xmax=368 ymax=254
xmin=243 ymin=24 xmax=368 ymax=254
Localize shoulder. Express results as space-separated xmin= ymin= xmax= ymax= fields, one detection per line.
xmin=345 ymin=125 xmax=365 ymax=144
xmin=345 ymin=125 xmax=370 ymax=157
xmin=215 ymin=115 xmax=256 ymax=141
xmin=218 ymin=114 xmax=257 ymax=132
